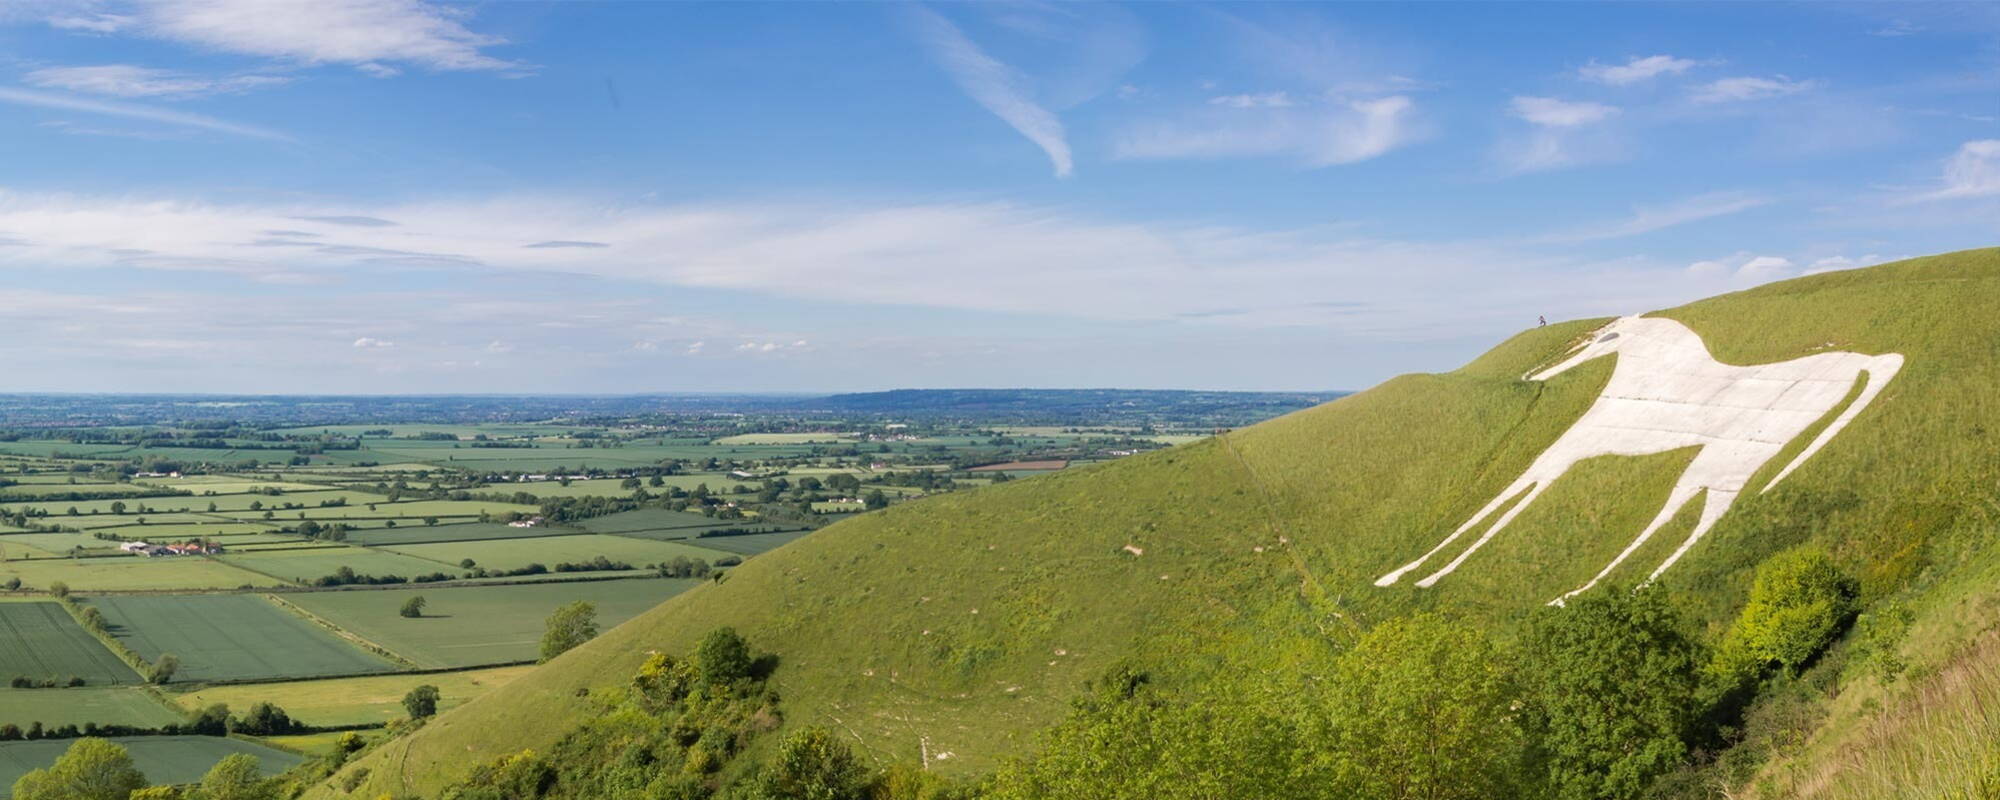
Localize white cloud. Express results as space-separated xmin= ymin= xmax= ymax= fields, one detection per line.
xmin=0 ymin=86 xmax=290 ymax=139
xmin=684 ymin=340 xmax=704 ymax=355
xmin=1871 ymin=20 xmax=1921 ymax=37
xmin=1535 ymin=192 xmax=1770 ymax=243
xmin=25 ymin=64 xmax=289 ymax=98
xmin=1580 ymin=55 xmax=1695 ymax=86
xmin=484 ymin=340 xmax=512 ymax=353
xmin=908 ymin=5 xmax=1072 ymax=178
xmin=1510 ymin=96 xmax=1618 ymax=127
xmin=1913 ymin=140 xmax=2000 ymax=201
xmin=352 ymin=337 xmax=393 ymax=348
xmin=1806 ymin=254 xmax=1885 ymax=274
xmin=1685 ymin=252 xmax=1800 ymax=286
xmin=55 ymin=0 xmax=517 ymax=74
xmin=1210 ymin=91 xmax=1293 ymax=109
xmin=1115 ymin=95 xmax=1418 ymax=167
xmin=47 ymin=13 xmax=134 ymax=32
xmin=1691 ymin=76 xmax=1817 ymax=104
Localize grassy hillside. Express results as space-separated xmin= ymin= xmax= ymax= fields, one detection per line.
xmin=316 ymin=248 xmax=2000 ymax=799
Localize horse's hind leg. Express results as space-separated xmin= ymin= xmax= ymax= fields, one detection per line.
xmin=1551 ymin=484 xmax=1704 ymax=605
xmin=1375 ymin=477 xmax=1538 ymax=587
xmin=1644 ymin=488 xmax=1739 ymax=584
xmin=1414 ymin=479 xmax=1551 ymax=588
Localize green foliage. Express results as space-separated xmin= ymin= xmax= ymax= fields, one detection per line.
xmin=1712 ymin=547 xmax=1859 ymax=683
xmin=404 ymin=685 xmax=441 ymax=719
xmin=987 ymin=667 xmax=1305 ymax=800
xmin=10 ymin=737 xmax=148 ymax=800
xmin=191 ymin=754 xmax=273 ymax=800
xmin=753 ymin=727 xmax=870 ymax=800
xmin=695 ymin=626 xmax=753 ymax=685
xmin=1314 ymin=613 xmax=1527 ymax=799
xmin=148 ymin=653 xmax=179 ymax=684
xmin=399 ymin=595 xmax=427 ymax=618
xmin=1519 ymin=588 xmax=1703 ymax=800
xmin=539 ymin=601 xmax=598 ymax=662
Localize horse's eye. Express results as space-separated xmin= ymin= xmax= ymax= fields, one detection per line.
xmin=1597 ymin=333 xmax=1621 ymax=343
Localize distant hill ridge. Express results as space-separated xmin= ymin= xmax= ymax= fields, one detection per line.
xmin=316 ymin=248 xmax=2000 ymax=799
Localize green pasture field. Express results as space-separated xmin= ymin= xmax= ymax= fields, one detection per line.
xmin=679 ymin=530 xmax=811 ymax=556
xmin=220 ymin=542 xmax=346 ymax=553
xmin=0 ymin=736 xmax=302 ymax=795
xmin=0 ymin=442 xmax=137 ymax=458
xmin=0 ymin=687 xmax=182 ymax=728
xmin=98 ymin=523 xmax=281 ymax=538
xmin=218 ymin=548 xmax=461 ymax=584
xmin=60 ymin=513 xmax=220 ymax=530
xmin=133 ymin=478 xmax=337 ymax=494
xmin=3 ymin=490 xmax=374 ymax=516
xmin=87 ymin=595 xmax=395 ymax=683
xmin=0 ymin=533 xmax=118 ymax=556
xmin=383 ymin=535 xmax=733 ymax=573
xmin=343 ymin=523 xmax=584 ymax=547
xmin=216 ymin=499 xmax=535 ymax=521
xmin=283 ymin=578 xmax=702 ymax=668
xmin=267 ymin=423 xmax=581 ymax=438
xmin=0 ymin=557 xmax=278 ymax=592
xmin=573 ymin=508 xmax=725 ymax=534
xmin=711 ymin=432 xmax=856 ymax=445
xmin=169 ymin=664 xmax=535 ymax=727
xmin=0 ymin=602 xmax=139 ymax=685
xmin=0 ymin=483 xmax=158 ymax=500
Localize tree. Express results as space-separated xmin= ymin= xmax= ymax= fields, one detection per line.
xmin=539 ymin=601 xmax=598 ymax=662
xmin=1712 ymin=547 xmax=1858 ymax=681
xmin=1315 ymin=614 xmax=1526 ymax=799
xmin=755 ymin=727 xmax=869 ymax=800
xmin=148 ymin=654 xmax=179 ymax=685
xmin=863 ymin=490 xmax=888 ymax=510
xmin=10 ymin=737 xmax=147 ymax=800
xmin=47 ymin=582 xmax=68 ymax=599
xmin=1519 ymin=587 xmax=1703 ymax=800
xmin=235 ymin=703 xmax=296 ymax=736
xmin=695 ymin=627 xmax=753 ymax=685
xmin=192 ymin=753 xmax=271 ymax=800
xmin=403 ymin=684 xmax=441 ymax=719
xmin=399 ymin=596 xmax=427 ymax=619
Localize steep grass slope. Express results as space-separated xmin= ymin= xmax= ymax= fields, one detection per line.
xmin=317 ymin=248 xmax=2000 ymax=799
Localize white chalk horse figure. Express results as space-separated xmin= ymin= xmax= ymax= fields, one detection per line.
xmin=1375 ymin=316 xmax=1903 ymax=604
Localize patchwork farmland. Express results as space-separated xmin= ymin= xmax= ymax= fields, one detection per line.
xmin=0 ymin=404 xmax=1229 ymax=787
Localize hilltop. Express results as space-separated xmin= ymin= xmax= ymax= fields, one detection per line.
xmin=318 ymin=249 xmax=2000 ymax=799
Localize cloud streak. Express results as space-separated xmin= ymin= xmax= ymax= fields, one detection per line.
xmin=908 ymin=5 xmax=1073 ymax=177
xmin=0 ymin=86 xmax=291 ymax=140
xmin=1579 ymin=55 xmax=1695 ymax=86
xmin=25 ymin=64 xmax=288 ymax=98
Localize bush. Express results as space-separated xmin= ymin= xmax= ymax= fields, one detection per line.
xmin=148 ymin=654 xmax=179 ymax=685
xmin=400 ymin=596 xmax=427 ymax=618
xmin=404 ymin=685 xmax=441 ymax=719
xmin=694 ymin=627 xmax=752 ymax=685
xmin=539 ymin=601 xmax=597 ymax=662
xmin=755 ymin=727 xmax=870 ymax=800
xmin=1713 ymin=547 xmax=1859 ymax=682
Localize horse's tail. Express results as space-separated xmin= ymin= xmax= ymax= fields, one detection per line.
xmin=1762 ymin=353 xmax=1905 ymax=493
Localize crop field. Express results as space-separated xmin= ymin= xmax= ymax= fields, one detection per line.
xmin=343 ymin=523 xmax=584 ymax=547
xmin=0 ymin=557 xmax=278 ymax=591
xmin=0 ymin=736 xmax=302 ymax=794
xmin=712 ymin=432 xmax=856 ymax=445
xmin=219 ymin=548 xmax=461 ymax=584
xmin=0 ymin=481 xmax=157 ymax=498
xmin=133 ymin=478 xmax=334 ymax=494
xmin=0 ymin=602 xmax=139 ymax=685
xmin=573 ymin=508 xmax=725 ymax=534
xmin=283 ymin=578 xmax=702 ymax=668
xmin=111 ymin=523 xmax=281 ymax=538
xmin=383 ymin=534 xmax=733 ymax=573
xmin=87 ymin=594 xmax=395 ymax=682
xmin=169 ymin=664 xmax=535 ymax=727
xmin=0 ymin=687 xmax=182 ymax=728
xmin=678 ymin=530 xmax=811 ymax=556
xmin=61 ymin=513 xmax=220 ymax=530
xmin=0 ymin=532 xmax=115 ymax=556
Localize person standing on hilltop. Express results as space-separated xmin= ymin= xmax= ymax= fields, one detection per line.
xmin=1538 ymin=315 xmax=1547 ymax=327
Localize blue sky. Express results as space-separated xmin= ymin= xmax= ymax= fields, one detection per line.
xmin=0 ymin=1 xmax=1995 ymax=394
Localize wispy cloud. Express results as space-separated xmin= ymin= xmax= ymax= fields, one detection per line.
xmin=524 ymin=240 xmax=609 ymax=249
xmin=26 ymin=64 xmax=288 ymax=98
xmin=1510 ymin=96 xmax=1618 ymax=127
xmin=1691 ymin=75 xmax=1817 ymax=104
xmin=0 ymin=86 xmax=291 ymax=140
xmin=1908 ymin=140 xmax=2000 ymax=201
xmin=907 ymin=5 xmax=1072 ymax=178
xmin=1534 ymin=192 xmax=1770 ymax=243
xmin=1579 ymin=55 xmax=1695 ymax=86
xmin=1116 ymin=95 xmax=1419 ymax=167
xmin=1495 ymin=97 xmax=1622 ymax=174
xmin=131 ymin=0 xmax=520 ymax=74
xmin=1210 ymin=91 xmax=1293 ymax=109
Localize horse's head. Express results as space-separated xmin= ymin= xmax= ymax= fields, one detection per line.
xmin=1528 ymin=316 xmax=1641 ymax=381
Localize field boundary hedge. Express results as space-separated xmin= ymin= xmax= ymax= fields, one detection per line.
xmin=262 ymin=593 xmax=419 ymax=671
